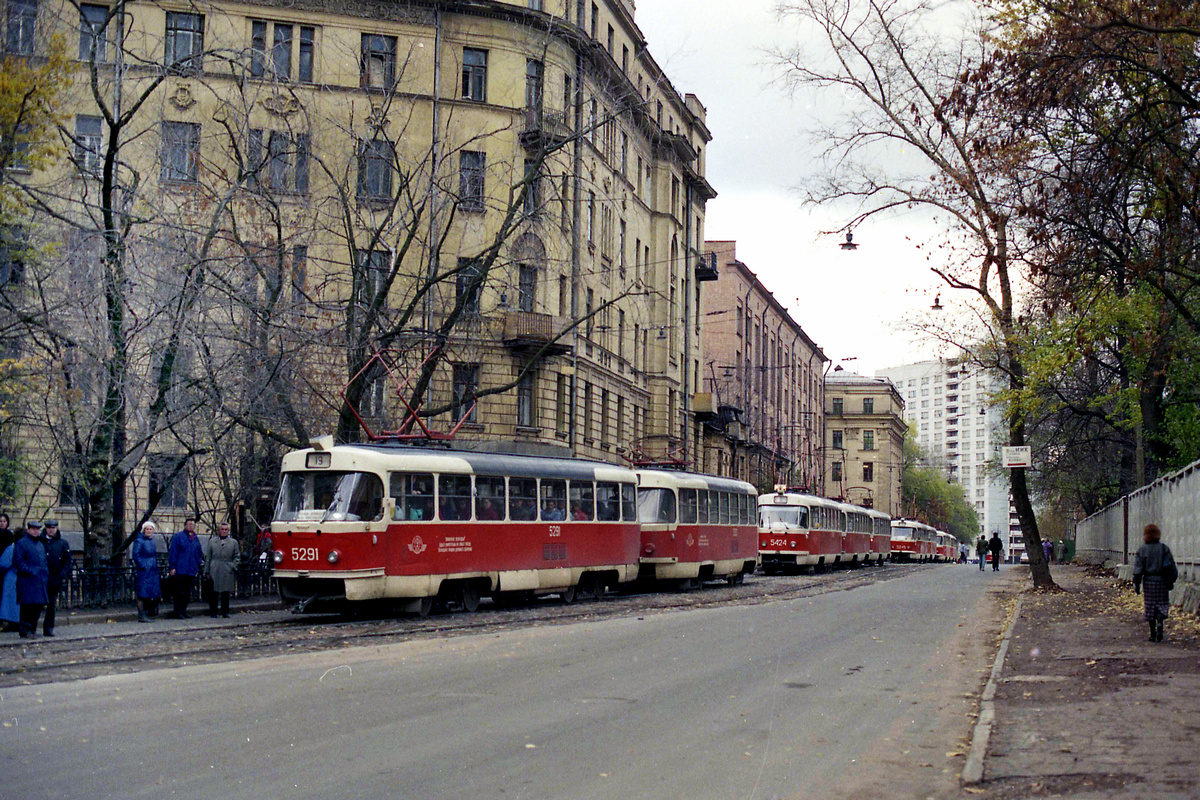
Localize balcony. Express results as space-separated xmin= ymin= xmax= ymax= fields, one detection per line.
xmin=519 ymin=108 xmax=571 ymax=150
xmin=502 ymin=311 xmax=573 ymax=356
xmin=696 ymin=251 xmax=719 ymax=282
xmin=693 ymin=391 xmax=717 ymax=421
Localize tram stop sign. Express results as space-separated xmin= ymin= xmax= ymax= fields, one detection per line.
xmin=1002 ymin=446 xmax=1032 ymax=469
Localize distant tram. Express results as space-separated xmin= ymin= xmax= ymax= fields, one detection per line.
xmin=889 ymin=519 xmax=938 ymax=562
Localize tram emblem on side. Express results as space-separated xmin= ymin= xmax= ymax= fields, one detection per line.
xmin=408 ymin=536 xmax=427 ymax=555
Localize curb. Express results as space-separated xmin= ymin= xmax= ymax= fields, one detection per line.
xmin=59 ymin=598 xmax=285 ymax=626
xmin=961 ymin=593 xmax=1023 ymax=785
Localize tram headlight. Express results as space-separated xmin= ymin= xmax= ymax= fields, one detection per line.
xmin=327 ymin=549 xmax=341 ymax=564
xmin=643 ymin=542 xmax=655 ymax=555
xmin=272 ymin=550 xmax=283 ymax=565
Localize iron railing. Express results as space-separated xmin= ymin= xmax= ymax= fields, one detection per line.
xmin=57 ymin=558 xmax=277 ymax=609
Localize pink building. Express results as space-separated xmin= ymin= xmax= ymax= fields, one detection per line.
xmin=696 ymin=241 xmax=828 ymax=491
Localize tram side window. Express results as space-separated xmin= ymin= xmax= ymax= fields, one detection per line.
xmin=476 ymin=476 xmax=506 ymax=521
xmin=439 ymin=475 xmax=473 ymax=520
xmin=596 ymin=482 xmax=621 ymax=521
xmin=569 ymin=481 xmax=594 ymax=520
xmin=391 ymin=473 xmax=434 ymax=521
xmin=636 ymin=487 xmax=677 ymax=524
xmin=743 ymin=495 xmax=753 ymax=525
xmin=680 ymin=489 xmax=698 ymax=524
xmin=734 ymin=494 xmax=745 ymax=525
xmin=719 ymin=492 xmax=730 ymax=525
xmin=620 ymin=483 xmax=636 ymax=521
xmin=697 ymin=490 xmax=709 ymax=524
xmin=510 ymin=477 xmax=538 ymax=521
xmin=541 ymin=479 xmax=567 ymax=520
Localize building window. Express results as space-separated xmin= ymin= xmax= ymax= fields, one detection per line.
xmin=357 ymin=137 xmax=394 ymax=199
xmin=606 ymin=24 xmax=614 ymax=53
xmin=79 ymin=4 xmax=109 ymax=61
xmin=290 ymin=245 xmax=307 ymax=305
xmin=831 ymin=397 xmax=843 ymax=415
xmin=590 ymin=2 xmax=598 ymax=37
xmin=148 ymin=454 xmax=189 ymax=509
xmin=456 ymin=258 xmax=482 ymax=314
xmin=356 ymin=249 xmax=389 ymax=309
xmin=160 ymin=121 xmax=200 ymax=183
xmin=452 ymin=364 xmax=479 ymax=423
xmin=0 ymin=225 xmax=26 ymax=286
xmin=459 ymin=150 xmax=485 ymax=211
xmin=360 ymin=33 xmax=395 ymax=88
xmin=164 ymin=11 xmax=204 ymax=74
xmin=525 ymin=58 xmax=543 ymax=110
xmin=250 ymin=130 xmax=309 ymax=193
xmin=250 ymin=21 xmax=315 ymax=82
xmin=58 ymin=454 xmax=88 ymax=508
xmin=518 ymin=263 xmax=537 ymax=312
xmin=863 ymin=462 xmax=874 ymax=482
xmin=862 ymin=430 xmax=875 ymax=450
xmin=863 ymin=397 xmax=874 ymax=414
xmin=462 ymin=47 xmax=488 ymax=101
xmin=74 ymin=115 xmax=103 ymax=175
xmin=528 ymin=0 xmax=543 ymax=9
xmin=517 ymin=370 xmax=536 ymax=427
xmin=522 ymin=158 xmax=540 ymax=217
xmin=7 ymin=0 xmax=37 ymax=56
xmin=831 ymin=462 xmax=842 ymax=482
xmin=832 ymin=430 xmax=843 ymax=450
xmin=556 ymin=373 xmax=568 ymax=433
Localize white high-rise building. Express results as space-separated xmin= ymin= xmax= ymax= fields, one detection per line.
xmin=875 ymin=359 xmax=1023 ymax=558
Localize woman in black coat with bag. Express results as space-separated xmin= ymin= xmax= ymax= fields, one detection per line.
xmin=1133 ymin=523 xmax=1178 ymax=643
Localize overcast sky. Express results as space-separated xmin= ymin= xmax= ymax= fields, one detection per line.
xmin=634 ymin=0 xmax=952 ymax=375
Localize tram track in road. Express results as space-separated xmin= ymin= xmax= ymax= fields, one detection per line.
xmin=0 ymin=563 xmax=928 ymax=687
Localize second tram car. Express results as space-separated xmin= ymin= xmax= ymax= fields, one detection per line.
xmin=271 ymin=443 xmax=642 ymax=613
xmin=757 ymin=491 xmax=889 ymax=571
xmin=634 ymin=470 xmax=759 ymax=586
xmin=889 ymin=519 xmax=938 ymax=562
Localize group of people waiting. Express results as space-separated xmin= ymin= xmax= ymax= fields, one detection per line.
xmin=131 ymin=517 xmax=242 ymax=622
xmin=0 ymin=516 xmax=72 ymax=638
xmin=0 ymin=513 xmax=242 ymax=637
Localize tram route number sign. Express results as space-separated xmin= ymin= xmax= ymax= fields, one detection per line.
xmin=1002 ymin=446 xmax=1032 ymax=469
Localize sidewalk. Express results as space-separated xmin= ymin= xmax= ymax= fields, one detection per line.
xmin=968 ymin=564 xmax=1200 ymax=799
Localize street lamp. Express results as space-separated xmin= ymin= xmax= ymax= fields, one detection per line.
xmin=840 ymin=231 xmax=858 ymax=251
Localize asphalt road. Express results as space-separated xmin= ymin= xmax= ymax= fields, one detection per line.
xmin=0 ymin=566 xmax=1014 ymax=800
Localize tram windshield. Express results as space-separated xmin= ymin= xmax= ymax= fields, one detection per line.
xmin=277 ymin=471 xmax=384 ymax=522
xmin=637 ymin=488 xmax=677 ymax=524
xmin=759 ymin=506 xmax=808 ymax=529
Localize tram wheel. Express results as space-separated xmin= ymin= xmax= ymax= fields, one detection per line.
xmin=726 ymin=572 xmax=745 ymax=586
xmin=414 ymin=597 xmax=434 ymax=618
xmin=460 ymin=582 xmax=481 ymax=613
xmin=584 ymin=574 xmax=606 ymax=601
xmin=560 ymin=584 xmax=577 ymax=604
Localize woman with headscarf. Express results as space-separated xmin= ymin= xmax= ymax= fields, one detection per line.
xmin=131 ymin=521 xmax=162 ymax=623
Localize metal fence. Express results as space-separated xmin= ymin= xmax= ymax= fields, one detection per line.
xmin=58 ymin=558 xmax=277 ymax=609
xmin=1075 ymin=457 xmax=1200 ymax=585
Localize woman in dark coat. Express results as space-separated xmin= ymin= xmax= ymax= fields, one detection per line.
xmin=131 ymin=521 xmax=162 ymax=623
xmin=1133 ymin=523 xmax=1178 ymax=643
xmin=13 ymin=521 xmax=49 ymax=638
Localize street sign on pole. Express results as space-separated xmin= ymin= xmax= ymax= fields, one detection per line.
xmin=1002 ymin=446 xmax=1032 ymax=469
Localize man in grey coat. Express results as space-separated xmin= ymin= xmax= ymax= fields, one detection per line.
xmin=205 ymin=522 xmax=240 ymax=618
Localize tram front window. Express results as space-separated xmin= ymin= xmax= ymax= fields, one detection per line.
xmin=276 ymin=471 xmax=384 ymax=522
xmin=759 ymin=506 xmax=808 ymax=529
xmin=637 ymin=488 xmax=677 ymax=525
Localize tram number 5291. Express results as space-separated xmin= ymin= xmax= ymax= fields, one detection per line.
xmin=291 ymin=547 xmax=320 ymax=562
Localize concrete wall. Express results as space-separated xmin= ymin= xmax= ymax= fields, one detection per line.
xmin=1076 ymin=458 xmax=1200 ymax=613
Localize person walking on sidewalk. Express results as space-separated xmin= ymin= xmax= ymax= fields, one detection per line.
xmin=167 ymin=517 xmax=204 ymax=619
xmin=205 ymin=522 xmax=239 ymax=618
xmin=13 ymin=520 xmax=48 ymax=638
xmin=131 ymin=522 xmax=162 ymax=623
xmin=976 ymin=535 xmax=987 ymax=571
xmin=1133 ymin=523 xmax=1178 ymax=643
xmin=41 ymin=520 xmax=71 ymax=637
xmin=988 ymin=531 xmax=1004 ymax=571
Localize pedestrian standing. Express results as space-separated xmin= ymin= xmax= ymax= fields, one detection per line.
xmin=131 ymin=521 xmax=162 ymax=623
xmin=0 ymin=538 xmax=18 ymax=631
xmin=40 ymin=520 xmax=71 ymax=637
xmin=205 ymin=522 xmax=240 ymax=618
xmin=1132 ymin=523 xmax=1178 ymax=643
xmin=0 ymin=512 xmax=14 ymax=553
xmin=975 ymin=535 xmax=987 ymax=571
xmin=1042 ymin=538 xmax=1053 ymax=565
xmin=988 ymin=532 xmax=1004 ymax=571
xmin=958 ymin=542 xmax=968 ymax=563
xmin=13 ymin=520 xmax=48 ymax=638
xmin=167 ymin=517 xmax=204 ymax=619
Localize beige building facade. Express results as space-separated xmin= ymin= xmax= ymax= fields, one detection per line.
xmin=696 ymin=241 xmax=827 ymax=492
xmin=823 ymin=373 xmax=906 ymax=516
xmin=0 ymin=0 xmax=715 ymax=553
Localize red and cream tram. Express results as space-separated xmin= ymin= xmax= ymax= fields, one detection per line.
xmin=866 ymin=507 xmax=893 ymax=564
xmin=271 ymin=442 xmax=641 ymax=613
xmin=757 ymin=491 xmax=887 ymax=572
xmin=634 ymin=470 xmax=759 ymax=586
xmin=889 ymin=519 xmax=938 ymax=562
xmin=935 ymin=531 xmax=956 ymax=562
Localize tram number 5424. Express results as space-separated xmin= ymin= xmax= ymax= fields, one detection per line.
xmin=292 ymin=547 xmax=320 ymax=562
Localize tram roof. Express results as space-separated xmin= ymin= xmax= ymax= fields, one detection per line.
xmin=635 ymin=469 xmax=756 ymax=494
